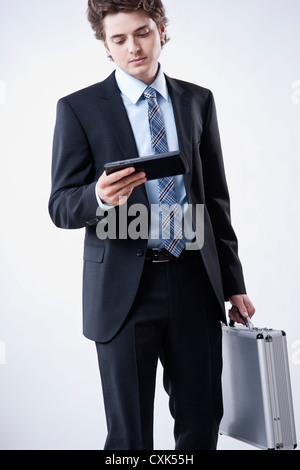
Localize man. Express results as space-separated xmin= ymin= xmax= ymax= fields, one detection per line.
xmin=49 ymin=0 xmax=255 ymax=450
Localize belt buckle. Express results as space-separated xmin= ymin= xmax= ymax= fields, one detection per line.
xmin=151 ymin=248 xmax=170 ymax=263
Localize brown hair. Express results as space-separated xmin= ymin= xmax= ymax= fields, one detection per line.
xmin=87 ymin=0 xmax=170 ymax=46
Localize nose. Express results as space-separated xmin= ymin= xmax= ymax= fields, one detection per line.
xmin=128 ymin=36 xmax=141 ymax=54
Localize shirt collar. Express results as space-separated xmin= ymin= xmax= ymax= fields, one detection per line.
xmin=115 ymin=64 xmax=169 ymax=104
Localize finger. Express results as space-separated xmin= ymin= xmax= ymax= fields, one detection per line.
xmin=102 ymin=174 xmax=147 ymax=206
xmin=243 ymin=297 xmax=256 ymax=319
xmin=118 ymin=191 xmax=132 ymax=206
xmin=104 ymin=171 xmax=146 ymax=195
xmin=234 ymin=300 xmax=248 ymax=318
xmin=110 ymin=173 xmax=147 ymax=199
xmin=102 ymin=167 xmax=136 ymax=186
xmin=247 ymin=303 xmax=256 ymax=319
xmin=229 ymin=306 xmax=244 ymax=325
xmin=98 ymin=169 xmax=146 ymax=205
xmin=233 ymin=315 xmax=245 ymax=325
xmin=117 ymin=172 xmax=147 ymax=191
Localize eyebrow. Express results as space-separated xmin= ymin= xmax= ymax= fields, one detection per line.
xmin=109 ymin=24 xmax=150 ymax=40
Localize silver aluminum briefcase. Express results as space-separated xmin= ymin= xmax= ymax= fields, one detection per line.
xmin=220 ymin=315 xmax=297 ymax=450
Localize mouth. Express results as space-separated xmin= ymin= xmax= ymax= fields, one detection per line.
xmin=129 ymin=57 xmax=147 ymax=65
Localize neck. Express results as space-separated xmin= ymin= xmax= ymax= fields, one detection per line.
xmin=137 ymin=63 xmax=160 ymax=86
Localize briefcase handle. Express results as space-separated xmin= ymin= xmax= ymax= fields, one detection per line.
xmin=228 ymin=306 xmax=254 ymax=330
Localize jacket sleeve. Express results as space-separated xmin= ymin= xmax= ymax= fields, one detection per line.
xmin=200 ymin=90 xmax=247 ymax=298
xmin=48 ymin=97 xmax=100 ymax=230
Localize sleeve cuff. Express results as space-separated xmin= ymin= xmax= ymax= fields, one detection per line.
xmin=95 ymin=183 xmax=115 ymax=211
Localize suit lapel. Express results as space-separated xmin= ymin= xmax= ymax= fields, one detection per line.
xmin=98 ymin=72 xmax=139 ymax=161
xmin=165 ymin=75 xmax=193 ymax=196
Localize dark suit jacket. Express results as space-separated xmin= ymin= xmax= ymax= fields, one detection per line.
xmin=49 ymin=71 xmax=246 ymax=343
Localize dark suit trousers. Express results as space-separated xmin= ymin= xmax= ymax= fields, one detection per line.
xmin=95 ymin=251 xmax=223 ymax=450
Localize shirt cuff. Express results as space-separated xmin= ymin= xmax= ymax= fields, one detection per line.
xmin=95 ymin=183 xmax=115 ymax=211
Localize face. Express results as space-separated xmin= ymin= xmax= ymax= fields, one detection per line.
xmin=102 ymin=10 xmax=165 ymax=85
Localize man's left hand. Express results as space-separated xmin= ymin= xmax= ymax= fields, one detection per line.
xmin=228 ymin=294 xmax=255 ymax=325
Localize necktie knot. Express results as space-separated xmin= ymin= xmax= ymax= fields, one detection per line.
xmin=143 ymin=86 xmax=157 ymax=101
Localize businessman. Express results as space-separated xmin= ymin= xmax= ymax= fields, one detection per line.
xmin=49 ymin=0 xmax=255 ymax=450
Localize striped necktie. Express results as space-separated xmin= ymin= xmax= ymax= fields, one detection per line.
xmin=143 ymin=86 xmax=185 ymax=257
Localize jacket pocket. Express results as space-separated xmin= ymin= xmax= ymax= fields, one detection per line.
xmin=83 ymin=244 xmax=105 ymax=263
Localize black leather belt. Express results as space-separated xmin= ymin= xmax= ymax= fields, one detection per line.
xmin=145 ymin=248 xmax=185 ymax=263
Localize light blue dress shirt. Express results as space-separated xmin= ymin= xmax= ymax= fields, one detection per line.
xmin=96 ymin=66 xmax=190 ymax=248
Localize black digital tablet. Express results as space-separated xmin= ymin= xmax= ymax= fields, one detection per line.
xmin=104 ymin=151 xmax=189 ymax=181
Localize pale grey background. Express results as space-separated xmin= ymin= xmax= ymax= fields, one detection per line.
xmin=0 ymin=0 xmax=299 ymax=450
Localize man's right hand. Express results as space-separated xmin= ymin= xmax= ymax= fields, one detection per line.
xmin=97 ymin=167 xmax=147 ymax=206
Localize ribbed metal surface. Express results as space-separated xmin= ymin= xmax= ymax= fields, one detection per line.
xmin=269 ymin=335 xmax=296 ymax=448
xmin=220 ymin=326 xmax=297 ymax=450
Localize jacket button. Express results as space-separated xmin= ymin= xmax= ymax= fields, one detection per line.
xmin=136 ymin=249 xmax=144 ymax=257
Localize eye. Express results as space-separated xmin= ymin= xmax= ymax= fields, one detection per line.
xmin=113 ymin=37 xmax=126 ymax=45
xmin=138 ymin=30 xmax=150 ymax=38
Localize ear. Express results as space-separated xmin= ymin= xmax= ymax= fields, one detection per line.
xmin=102 ymin=40 xmax=109 ymax=53
xmin=102 ymin=40 xmax=114 ymax=61
xmin=159 ymin=22 xmax=166 ymax=42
